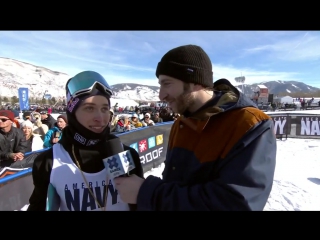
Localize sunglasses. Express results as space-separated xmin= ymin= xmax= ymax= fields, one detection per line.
xmin=0 ymin=118 xmax=10 ymax=122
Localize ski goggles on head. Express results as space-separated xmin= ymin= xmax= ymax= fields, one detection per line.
xmin=66 ymin=71 xmax=113 ymax=98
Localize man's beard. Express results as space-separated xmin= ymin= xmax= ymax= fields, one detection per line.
xmin=171 ymin=87 xmax=195 ymax=114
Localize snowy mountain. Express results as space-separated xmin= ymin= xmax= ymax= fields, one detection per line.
xmin=1 ymin=57 xmax=319 ymax=102
xmin=0 ymin=57 xmax=161 ymax=101
xmin=111 ymin=83 xmax=159 ymax=101
xmin=234 ymin=80 xmax=320 ymax=96
xmin=0 ymin=57 xmax=70 ymax=99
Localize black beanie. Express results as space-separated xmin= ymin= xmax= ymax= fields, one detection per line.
xmin=155 ymin=45 xmax=213 ymax=88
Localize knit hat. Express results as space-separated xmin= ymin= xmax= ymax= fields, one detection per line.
xmin=0 ymin=110 xmax=15 ymax=121
xmin=155 ymin=45 xmax=213 ymax=88
xmin=20 ymin=120 xmax=33 ymax=129
xmin=57 ymin=114 xmax=68 ymax=124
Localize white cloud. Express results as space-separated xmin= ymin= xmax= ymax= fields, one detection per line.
xmin=242 ymin=32 xmax=320 ymax=62
xmin=212 ymin=64 xmax=300 ymax=85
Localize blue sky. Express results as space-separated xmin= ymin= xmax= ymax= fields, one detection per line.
xmin=1 ymin=31 xmax=320 ymax=87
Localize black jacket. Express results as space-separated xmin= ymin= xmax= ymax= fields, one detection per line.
xmin=0 ymin=127 xmax=28 ymax=167
xmin=27 ymin=134 xmax=143 ymax=211
xmin=41 ymin=115 xmax=56 ymax=130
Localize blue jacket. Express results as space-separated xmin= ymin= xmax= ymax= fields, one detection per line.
xmin=43 ymin=126 xmax=62 ymax=148
xmin=137 ymin=90 xmax=277 ymax=211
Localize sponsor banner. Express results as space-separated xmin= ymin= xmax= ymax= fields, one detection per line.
xmin=270 ymin=115 xmax=291 ymax=135
xmin=118 ymin=122 xmax=171 ymax=172
xmin=267 ymin=113 xmax=320 ymax=138
xmin=295 ymin=116 xmax=320 ymax=136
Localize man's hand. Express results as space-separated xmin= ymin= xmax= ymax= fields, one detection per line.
xmin=114 ymin=174 xmax=145 ymax=204
xmin=8 ymin=152 xmax=24 ymax=161
xmin=15 ymin=152 xmax=24 ymax=161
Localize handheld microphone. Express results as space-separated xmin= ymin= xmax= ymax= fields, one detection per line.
xmin=102 ymin=137 xmax=136 ymax=179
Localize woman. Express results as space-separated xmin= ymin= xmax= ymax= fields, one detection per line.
xmin=43 ymin=114 xmax=67 ymax=148
xmin=27 ymin=71 xmax=143 ymax=211
xmin=20 ymin=120 xmax=44 ymax=152
xmin=131 ymin=113 xmax=143 ymax=128
xmin=109 ymin=109 xmax=118 ymax=132
xmin=115 ymin=115 xmax=135 ymax=132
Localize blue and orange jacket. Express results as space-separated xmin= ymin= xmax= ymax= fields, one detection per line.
xmin=137 ymin=89 xmax=277 ymax=211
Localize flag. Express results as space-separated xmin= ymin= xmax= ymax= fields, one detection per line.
xmin=18 ymin=88 xmax=29 ymax=110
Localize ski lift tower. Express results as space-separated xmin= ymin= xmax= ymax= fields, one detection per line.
xmin=235 ymin=75 xmax=245 ymax=95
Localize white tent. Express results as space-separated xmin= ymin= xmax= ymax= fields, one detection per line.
xmin=280 ymin=96 xmax=294 ymax=104
xmin=110 ymin=98 xmax=139 ymax=108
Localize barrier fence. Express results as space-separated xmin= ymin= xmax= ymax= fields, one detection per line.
xmin=1 ymin=111 xmax=320 ymax=210
xmin=0 ymin=122 xmax=173 ymax=210
xmin=268 ymin=112 xmax=320 ymax=139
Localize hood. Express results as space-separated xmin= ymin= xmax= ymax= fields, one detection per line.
xmin=185 ymin=87 xmax=256 ymax=120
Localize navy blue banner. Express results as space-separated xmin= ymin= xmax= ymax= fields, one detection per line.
xmin=18 ymin=88 xmax=29 ymax=110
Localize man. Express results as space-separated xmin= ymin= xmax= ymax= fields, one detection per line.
xmin=27 ymin=71 xmax=143 ymax=211
xmin=0 ymin=110 xmax=28 ymax=168
xmin=114 ymin=44 xmax=277 ymax=211
xmin=152 ymin=112 xmax=163 ymax=124
xmin=141 ymin=113 xmax=154 ymax=126
xmin=39 ymin=110 xmax=56 ymax=130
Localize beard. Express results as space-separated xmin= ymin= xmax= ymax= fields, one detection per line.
xmin=168 ymin=85 xmax=195 ymax=114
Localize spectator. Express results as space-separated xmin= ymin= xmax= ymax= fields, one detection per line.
xmin=43 ymin=114 xmax=68 ymax=148
xmin=109 ymin=109 xmax=119 ymax=132
xmin=0 ymin=110 xmax=28 ymax=168
xmin=40 ymin=111 xmax=56 ymax=130
xmin=20 ymin=120 xmax=44 ymax=152
xmin=141 ymin=113 xmax=154 ymax=126
xmin=152 ymin=112 xmax=163 ymax=123
xmin=115 ymin=115 xmax=135 ymax=132
xmin=131 ymin=113 xmax=143 ymax=128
